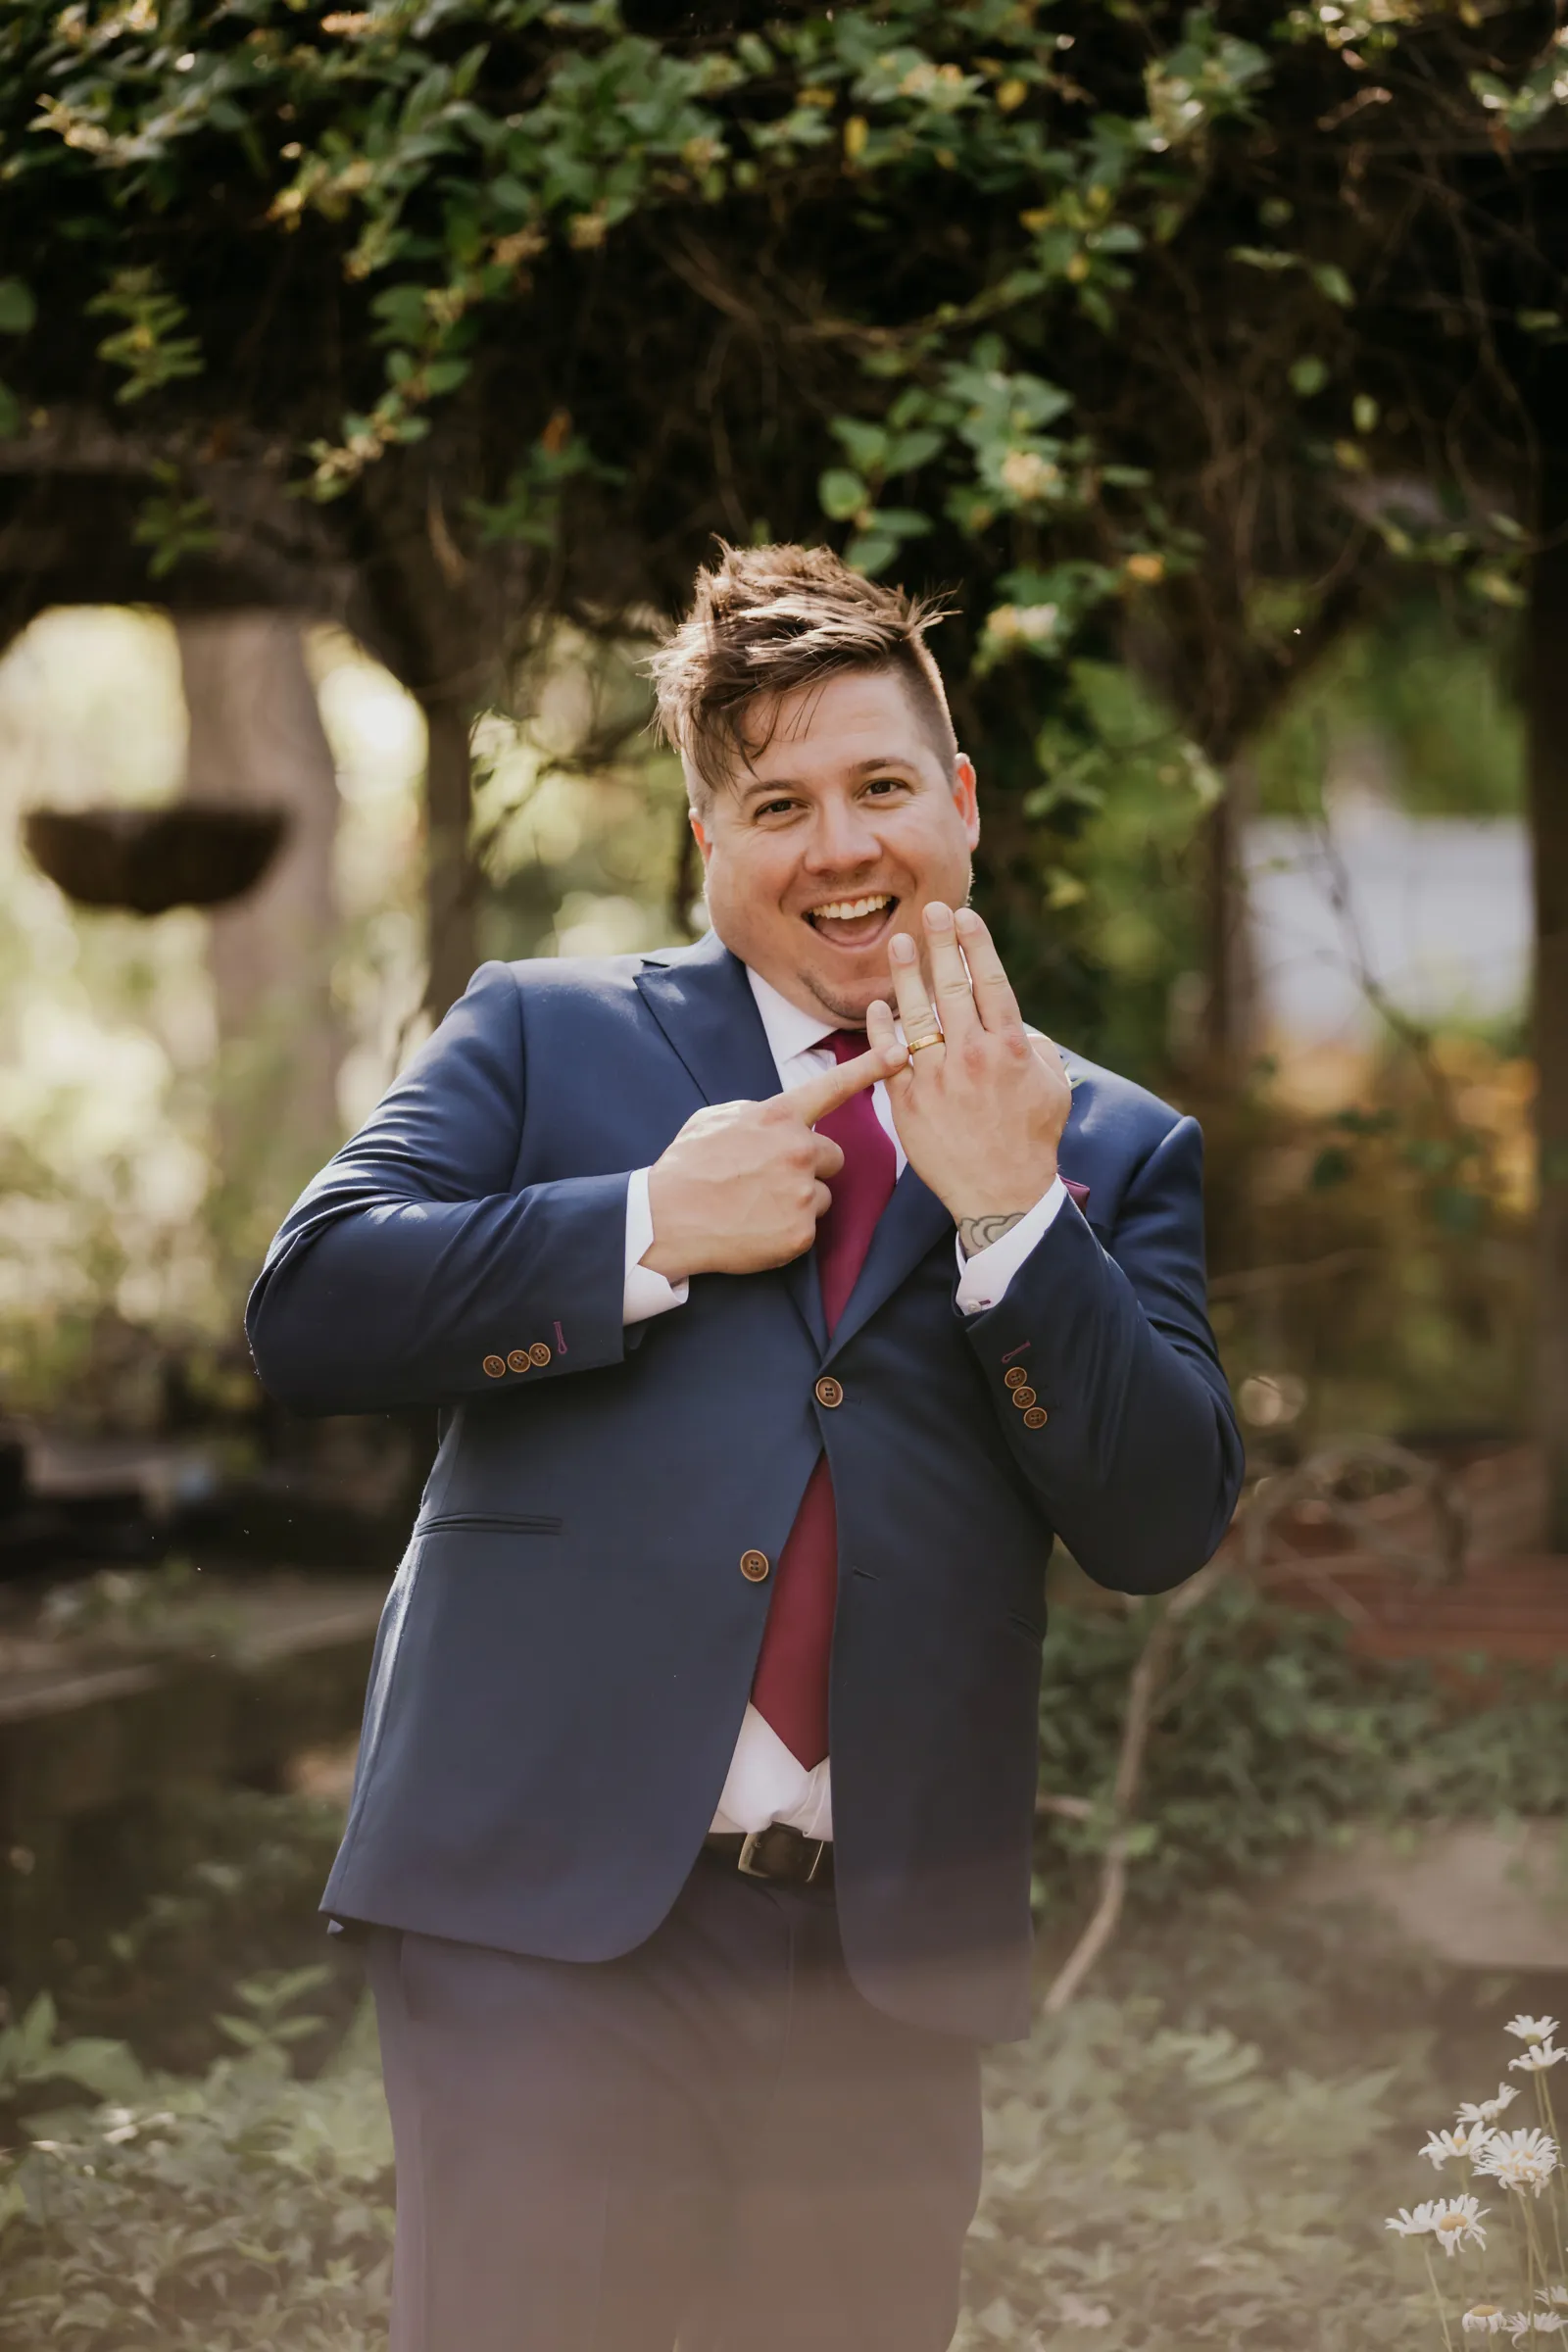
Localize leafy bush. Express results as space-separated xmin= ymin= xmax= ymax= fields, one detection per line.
xmin=1036 ymin=1584 xmax=1568 ymax=1912
xmin=54 ymin=1787 xmax=360 ymax=2077
xmin=959 ymin=1994 xmax=1430 ymax=2351
xmin=0 ymin=1984 xmax=392 ymax=2352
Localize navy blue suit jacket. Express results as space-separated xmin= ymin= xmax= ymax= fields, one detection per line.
xmin=247 ymin=932 xmax=1242 ymax=2039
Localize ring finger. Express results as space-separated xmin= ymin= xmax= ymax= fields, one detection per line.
xmin=888 ymin=931 xmax=945 ymax=1057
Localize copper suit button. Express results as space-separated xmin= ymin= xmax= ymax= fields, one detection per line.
xmin=1023 ymin=1406 xmax=1049 ymax=1429
xmin=739 ymin=1549 xmax=770 ymax=1583
xmin=482 ymin=1354 xmax=507 ymax=1379
xmin=814 ymin=1375 xmax=844 ymax=1409
xmin=1010 ymin=1386 xmax=1037 ymax=1410
xmin=528 ymin=1341 xmax=553 ymax=1367
xmin=1004 ymin=1366 xmax=1030 ymax=1390
xmin=507 ymin=1350 xmax=531 ymax=1374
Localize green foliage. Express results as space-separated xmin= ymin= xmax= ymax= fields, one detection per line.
xmin=1036 ymin=1585 xmax=1568 ymax=1910
xmin=0 ymin=271 xmax=32 ymax=437
xmin=56 ymin=1785 xmax=359 ymax=2078
xmin=0 ymin=1993 xmax=147 ymax=2118
xmin=1206 ymin=1028 xmax=1536 ymax=1447
xmin=0 ymin=1987 xmax=393 ymax=2352
xmin=86 ymin=270 xmax=205 ymax=407
xmin=1254 ymin=599 xmax=1526 ymax=820
xmin=959 ymin=1998 xmax=1426 ymax=2350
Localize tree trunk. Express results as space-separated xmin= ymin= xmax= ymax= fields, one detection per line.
xmin=1527 ymin=437 xmax=1568 ymax=1551
xmin=1200 ymin=760 xmax=1258 ymax=1087
xmin=175 ymin=612 xmax=341 ymax=1213
xmin=421 ymin=692 xmax=478 ymax=1023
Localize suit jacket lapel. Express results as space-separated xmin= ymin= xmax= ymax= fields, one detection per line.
xmin=634 ymin=935 xmax=828 ymax=1349
xmin=823 ymin=1163 xmax=953 ymax=1363
xmin=824 ymin=1077 xmax=1089 ymax=1359
xmin=634 ymin=932 xmax=782 ymax=1108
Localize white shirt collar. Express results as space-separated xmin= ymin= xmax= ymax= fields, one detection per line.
xmin=745 ymin=966 xmax=839 ymax=1069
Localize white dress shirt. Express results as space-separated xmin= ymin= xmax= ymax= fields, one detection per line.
xmin=622 ymin=967 xmax=1066 ymax=1839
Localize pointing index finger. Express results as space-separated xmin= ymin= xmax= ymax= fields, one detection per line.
xmin=784 ymin=1039 xmax=904 ymax=1127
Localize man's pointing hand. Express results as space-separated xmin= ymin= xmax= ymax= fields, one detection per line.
xmin=643 ymin=1037 xmax=904 ymax=1282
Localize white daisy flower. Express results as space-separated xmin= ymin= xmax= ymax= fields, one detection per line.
xmin=1461 ymin=2087 xmax=1522 ymax=2125
xmin=1531 ymin=2318 xmax=1568 ymax=2335
xmin=1387 ymin=2196 xmax=1490 ymax=2254
xmin=1462 ymin=2310 xmax=1508 ymax=2336
xmin=1475 ymin=2128 xmax=1559 ymax=2197
xmin=1511 ymin=2043 xmax=1568 ymax=2076
xmin=1539 ymin=2290 xmax=1568 ymax=2308
xmin=1505 ymin=2017 xmax=1560 ymax=2044
xmin=1424 ymin=2125 xmax=1497 ymax=2168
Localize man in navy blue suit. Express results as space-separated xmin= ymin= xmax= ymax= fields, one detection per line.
xmin=248 ymin=543 xmax=1243 ymax=2352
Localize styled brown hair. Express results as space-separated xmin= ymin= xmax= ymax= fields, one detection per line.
xmin=650 ymin=542 xmax=956 ymax=805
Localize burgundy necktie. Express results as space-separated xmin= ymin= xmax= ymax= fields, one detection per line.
xmin=751 ymin=1031 xmax=897 ymax=1768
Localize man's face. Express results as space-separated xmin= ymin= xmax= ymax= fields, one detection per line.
xmin=690 ymin=666 xmax=980 ymax=1027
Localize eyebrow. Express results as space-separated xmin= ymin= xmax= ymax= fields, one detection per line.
xmin=736 ymin=755 xmax=920 ymax=804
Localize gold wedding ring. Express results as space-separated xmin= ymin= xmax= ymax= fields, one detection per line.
xmin=906 ymin=1033 xmax=945 ymax=1054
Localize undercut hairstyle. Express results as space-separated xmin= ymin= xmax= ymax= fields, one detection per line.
xmin=650 ymin=542 xmax=957 ymax=807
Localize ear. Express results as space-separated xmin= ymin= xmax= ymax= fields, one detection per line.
xmin=952 ymin=754 xmax=980 ymax=850
xmin=689 ymin=807 xmax=712 ymax=865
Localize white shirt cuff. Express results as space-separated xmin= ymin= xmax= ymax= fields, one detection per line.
xmin=623 ymin=1167 xmax=689 ymax=1325
xmin=954 ymin=1176 xmax=1068 ymax=1316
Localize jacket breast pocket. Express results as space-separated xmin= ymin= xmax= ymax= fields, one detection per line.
xmin=415 ymin=1512 xmax=564 ymax=1537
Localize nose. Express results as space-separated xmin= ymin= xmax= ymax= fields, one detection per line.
xmin=802 ymin=790 xmax=881 ymax=872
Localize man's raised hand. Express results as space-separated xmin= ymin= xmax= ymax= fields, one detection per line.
xmin=864 ymin=903 xmax=1071 ymax=1257
xmin=643 ymin=1038 xmax=903 ymax=1282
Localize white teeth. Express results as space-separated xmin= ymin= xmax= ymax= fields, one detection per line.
xmin=811 ymin=896 xmax=892 ymax=922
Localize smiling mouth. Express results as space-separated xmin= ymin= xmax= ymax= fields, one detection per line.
xmin=803 ymin=893 xmax=899 ymax=949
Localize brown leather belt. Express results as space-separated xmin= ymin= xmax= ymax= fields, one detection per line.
xmin=704 ymin=1824 xmax=834 ymax=1888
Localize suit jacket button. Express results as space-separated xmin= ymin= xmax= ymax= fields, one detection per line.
xmin=507 ymin=1350 xmax=531 ymax=1373
xmin=739 ymin=1549 xmax=770 ymax=1583
xmin=1023 ymin=1405 xmax=1049 ymax=1429
xmin=528 ymin=1341 xmax=553 ymax=1367
xmin=482 ymin=1354 xmax=507 ymax=1379
xmin=1004 ymin=1366 xmax=1030 ymax=1390
xmin=814 ymin=1375 xmax=844 ymax=1409
xmin=1010 ymin=1385 xmax=1037 ymax=1410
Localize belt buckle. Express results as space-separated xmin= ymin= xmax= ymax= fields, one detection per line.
xmin=736 ymin=1828 xmax=828 ymax=1885
xmin=736 ymin=1830 xmax=772 ymax=1880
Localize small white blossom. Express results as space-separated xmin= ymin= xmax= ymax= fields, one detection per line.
xmin=1424 ymin=2125 xmax=1497 ymax=2168
xmin=1511 ymin=2042 xmax=1568 ymax=2076
xmin=1540 ymin=2290 xmax=1568 ymax=2308
xmin=998 ymin=448 xmax=1062 ymax=503
xmin=1531 ymin=2318 xmax=1568 ymax=2335
xmin=985 ymin=602 xmax=1060 ymax=648
xmin=1463 ymin=2312 xmax=1508 ymax=2336
xmin=1387 ymin=2196 xmax=1490 ymax=2254
xmin=1460 ymin=2087 xmax=1522 ymax=2125
xmin=1505 ymin=2016 xmax=1560 ymax=2044
xmin=1475 ymin=2128 xmax=1559 ymax=2197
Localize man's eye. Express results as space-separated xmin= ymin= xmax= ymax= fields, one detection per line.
xmin=864 ymin=776 xmax=905 ymax=796
xmin=755 ymin=798 xmax=798 ymax=820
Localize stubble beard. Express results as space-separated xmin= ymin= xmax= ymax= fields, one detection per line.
xmin=797 ymin=965 xmax=877 ymax=1030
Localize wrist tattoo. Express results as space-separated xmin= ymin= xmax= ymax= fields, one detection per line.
xmin=958 ymin=1211 xmax=1027 ymax=1259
